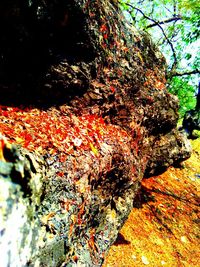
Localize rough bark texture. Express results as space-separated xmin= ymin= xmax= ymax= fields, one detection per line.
xmin=0 ymin=1 xmax=191 ymax=266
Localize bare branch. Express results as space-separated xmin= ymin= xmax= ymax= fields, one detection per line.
xmin=168 ymin=69 xmax=200 ymax=78
xmin=146 ymin=16 xmax=182 ymax=29
xmin=125 ymin=3 xmax=178 ymax=71
xmin=173 ymin=0 xmax=177 ymax=16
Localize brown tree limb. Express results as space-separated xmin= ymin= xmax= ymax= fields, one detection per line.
xmin=168 ymin=69 xmax=200 ymax=78
xmin=146 ymin=15 xmax=182 ymax=28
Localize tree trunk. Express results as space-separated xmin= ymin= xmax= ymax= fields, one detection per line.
xmin=0 ymin=1 xmax=191 ymax=266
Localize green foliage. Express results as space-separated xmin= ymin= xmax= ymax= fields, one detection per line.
xmin=168 ymin=77 xmax=196 ymax=117
xmin=119 ymin=0 xmax=200 ymax=116
xmin=178 ymin=0 xmax=200 ymax=11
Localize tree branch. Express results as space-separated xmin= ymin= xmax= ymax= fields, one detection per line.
xmin=168 ymin=69 xmax=200 ymax=78
xmin=125 ymin=3 xmax=178 ymax=71
xmin=146 ymin=16 xmax=182 ymax=29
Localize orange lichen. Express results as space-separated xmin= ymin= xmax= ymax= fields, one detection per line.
xmin=0 ymin=105 xmax=134 ymax=163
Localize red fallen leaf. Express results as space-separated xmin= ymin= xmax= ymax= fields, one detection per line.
xmin=72 ymin=255 xmax=79 ymax=263
xmin=122 ymin=46 xmax=129 ymax=53
xmin=57 ymin=172 xmax=64 ymax=177
xmin=25 ymin=132 xmax=32 ymax=141
xmin=59 ymin=154 xmax=67 ymax=163
xmin=98 ymin=117 xmax=105 ymax=125
xmin=103 ymin=33 xmax=108 ymax=39
xmin=1 ymin=110 xmax=9 ymax=117
xmin=100 ymin=24 xmax=108 ymax=32
xmin=110 ymin=86 xmax=115 ymax=93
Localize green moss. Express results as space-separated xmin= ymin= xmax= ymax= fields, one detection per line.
xmin=36 ymin=239 xmax=68 ymax=267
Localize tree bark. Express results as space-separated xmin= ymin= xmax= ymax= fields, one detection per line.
xmin=0 ymin=1 xmax=191 ymax=266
